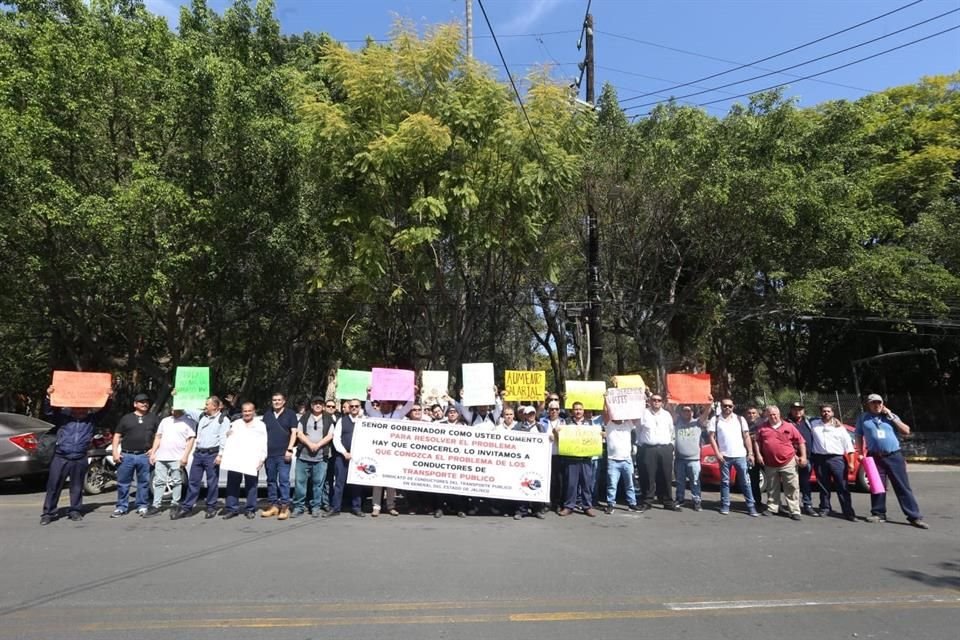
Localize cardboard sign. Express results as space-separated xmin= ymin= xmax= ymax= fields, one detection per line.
xmin=605 ymin=388 xmax=646 ymax=421
xmin=371 ymin=368 xmax=415 ymax=402
xmin=461 ymin=362 xmax=495 ymax=407
xmin=336 ymin=369 xmax=372 ymax=400
xmin=420 ymin=370 xmax=449 ymax=405
xmin=557 ymin=424 xmax=603 ymax=457
xmin=666 ymin=373 xmax=712 ymax=404
xmin=50 ymin=371 xmax=112 ymax=408
xmin=613 ymin=374 xmax=646 ymax=389
xmin=504 ymin=370 xmax=546 ymax=401
xmin=173 ymin=366 xmax=209 ymax=410
xmin=565 ymin=380 xmax=607 ymax=410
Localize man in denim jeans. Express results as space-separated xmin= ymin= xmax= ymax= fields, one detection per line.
xmin=673 ymin=405 xmax=704 ymax=512
xmin=603 ymin=419 xmax=638 ymax=514
xmin=704 ymin=398 xmax=758 ymax=517
xmin=260 ymin=392 xmax=298 ymax=520
xmin=111 ymin=394 xmax=160 ymax=518
xmin=291 ymin=397 xmax=334 ymax=517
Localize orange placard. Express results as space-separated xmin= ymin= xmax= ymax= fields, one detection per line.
xmin=50 ymin=371 xmax=112 ymax=408
xmin=666 ymin=373 xmax=711 ymax=404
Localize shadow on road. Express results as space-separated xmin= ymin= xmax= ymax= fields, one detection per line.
xmin=886 ymin=561 xmax=960 ymax=590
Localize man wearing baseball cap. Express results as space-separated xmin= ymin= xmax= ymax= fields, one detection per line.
xmin=855 ymin=394 xmax=928 ymax=529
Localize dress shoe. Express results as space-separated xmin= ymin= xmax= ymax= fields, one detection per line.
xmin=169 ymin=509 xmax=184 ymax=520
xmin=322 ymin=510 xmax=341 ymax=518
xmin=40 ymin=515 xmax=54 ymax=526
xmin=222 ymin=511 xmax=239 ymax=520
xmin=558 ymin=508 xmax=573 ymax=516
xmin=244 ymin=511 xmax=255 ymax=519
xmin=204 ymin=509 xmax=218 ymax=519
xmin=68 ymin=511 xmax=84 ymax=521
xmin=143 ymin=506 xmax=161 ymax=518
xmin=584 ymin=508 xmax=597 ymax=517
xmin=351 ymin=510 xmax=366 ymax=518
xmin=259 ymin=505 xmax=279 ymax=518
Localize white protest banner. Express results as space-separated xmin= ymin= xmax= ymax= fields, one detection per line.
xmin=347 ymin=418 xmax=551 ymax=502
xmin=605 ymin=388 xmax=646 ymax=421
xmin=420 ymin=370 xmax=449 ymax=406
xmin=461 ymin=362 xmax=495 ymax=406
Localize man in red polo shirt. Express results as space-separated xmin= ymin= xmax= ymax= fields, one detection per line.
xmin=754 ymin=405 xmax=807 ymax=521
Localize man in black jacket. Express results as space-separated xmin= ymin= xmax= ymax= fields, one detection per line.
xmin=40 ymin=385 xmax=112 ymax=525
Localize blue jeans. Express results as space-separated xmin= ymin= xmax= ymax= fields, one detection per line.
xmin=675 ymin=458 xmax=702 ymax=505
xmin=720 ymin=456 xmax=755 ymax=511
xmin=870 ymin=451 xmax=922 ymax=521
xmin=264 ymin=455 xmax=291 ymax=506
xmin=293 ymin=458 xmax=329 ymax=512
xmin=606 ymin=458 xmax=637 ymax=507
xmin=116 ymin=452 xmax=151 ymax=511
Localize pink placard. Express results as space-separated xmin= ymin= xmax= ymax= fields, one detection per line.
xmin=862 ymin=456 xmax=886 ymax=495
xmin=370 ymin=368 xmax=415 ymax=402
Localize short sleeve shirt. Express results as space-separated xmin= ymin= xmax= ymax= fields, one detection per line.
xmin=263 ymin=408 xmax=298 ymax=457
xmin=154 ymin=415 xmax=197 ymax=461
xmin=855 ymin=412 xmax=901 ymax=454
xmin=115 ymin=412 xmax=161 ymax=451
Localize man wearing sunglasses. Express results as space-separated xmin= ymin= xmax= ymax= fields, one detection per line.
xmin=325 ymin=399 xmax=365 ymax=517
xmin=704 ymin=399 xmax=758 ymax=517
xmin=636 ymin=394 xmax=676 ymax=513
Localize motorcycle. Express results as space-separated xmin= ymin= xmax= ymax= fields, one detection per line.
xmin=83 ymin=430 xmax=117 ymax=495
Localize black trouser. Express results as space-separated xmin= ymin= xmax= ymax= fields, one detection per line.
xmin=182 ymin=450 xmax=219 ymax=511
xmin=640 ymin=444 xmax=674 ymax=508
xmin=749 ymin=463 xmax=764 ymax=509
xmin=798 ymin=460 xmax=813 ymax=509
xmin=812 ymin=453 xmax=854 ymax=516
xmin=43 ymin=454 xmax=88 ymax=517
xmin=550 ymin=454 xmax=564 ymax=509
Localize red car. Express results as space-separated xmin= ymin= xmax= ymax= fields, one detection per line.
xmin=699 ymin=424 xmax=869 ymax=491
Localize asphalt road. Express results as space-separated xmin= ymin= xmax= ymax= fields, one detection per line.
xmin=0 ymin=465 xmax=957 ymax=640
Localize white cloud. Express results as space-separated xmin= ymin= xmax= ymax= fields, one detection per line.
xmin=500 ymin=0 xmax=564 ymax=34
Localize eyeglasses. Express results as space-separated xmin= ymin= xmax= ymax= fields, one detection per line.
xmin=349 ymin=404 xmax=360 ymax=409
xmin=325 ymin=404 xmax=335 ymax=408
xmin=651 ymin=398 xmax=663 ymax=402
xmin=411 ymin=407 xmax=422 ymax=412
xmin=721 ymin=404 xmax=734 ymax=409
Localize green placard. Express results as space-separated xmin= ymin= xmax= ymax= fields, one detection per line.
xmin=336 ymin=369 xmax=371 ymax=400
xmin=174 ymin=366 xmax=209 ymax=410
xmin=558 ymin=425 xmax=603 ymax=457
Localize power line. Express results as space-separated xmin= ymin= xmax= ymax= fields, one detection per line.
xmin=336 ymin=29 xmax=579 ymax=45
xmin=619 ymin=0 xmax=926 ymax=103
xmin=623 ymin=6 xmax=960 ymax=111
xmin=597 ymin=31 xmax=874 ymax=94
xmin=692 ymin=23 xmax=960 ymax=109
xmin=475 ymin=0 xmax=545 ymax=160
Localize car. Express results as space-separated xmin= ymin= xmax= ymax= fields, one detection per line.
xmin=700 ymin=424 xmax=869 ymax=491
xmin=0 ymin=412 xmax=54 ymax=488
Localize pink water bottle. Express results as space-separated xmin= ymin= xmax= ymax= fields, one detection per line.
xmin=862 ymin=456 xmax=886 ymax=495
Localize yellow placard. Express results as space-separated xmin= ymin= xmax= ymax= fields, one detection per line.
xmin=504 ymin=370 xmax=546 ymax=401
xmin=565 ymin=380 xmax=606 ymax=410
xmin=558 ymin=425 xmax=603 ymax=457
xmin=613 ymin=374 xmax=646 ymax=389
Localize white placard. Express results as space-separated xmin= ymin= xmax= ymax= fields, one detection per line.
xmin=461 ymin=362 xmax=495 ymax=407
xmin=219 ymin=419 xmax=267 ymax=477
xmin=420 ymin=370 xmax=449 ymax=406
xmin=605 ymin=388 xmax=646 ymax=421
xmin=347 ymin=418 xmax=551 ymax=502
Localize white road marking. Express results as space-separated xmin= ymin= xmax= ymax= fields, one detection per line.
xmin=665 ymin=594 xmax=960 ymax=611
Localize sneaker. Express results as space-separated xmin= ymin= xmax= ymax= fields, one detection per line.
xmin=534 ymin=510 xmax=546 ymax=520
xmin=790 ymin=513 xmax=802 ymax=521
xmin=748 ymin=509 xmax=759 ymax=518
xmin=371 ymin=506 xmax=380 ymax=518
xmin=350 ymin=509 xmax=366 ymax=517
xmin=322 ymin=510 xmax=341 ymax=518
xmin=803 ymin=506 xmax=821 ymax=517
xmin=604 ymin=505 xmax=614 ymax=515
xmin=909 ymin=519 xmax=929 ymax=530
xmin=388 ymin=508 xmax=399 ymax=516
xmin=204 ymin=509 xmax=218 ymax=519
xmin=289 ymin=510 xmax=304 ymax=519
xmin=760 ymin=509 xmax=771 ymax=516
xmin=136 ymin=507 xmax=148 ymax=516
xmin=222 ymin=511 xmax=239 ymax=520
xmin=143 ymin=506 xmax=161 ymax=518
xmin=693 ymin=502 xmax=702 ymax=512
xmin=845 ymin=514 xmax=858 ymax=522
xmin=244 ymin=511 xmax=256 ymax=519
xmin=719 ymin=509 xmax=729 ymax=515
xmin=433 ymin=509 xmax=443 ymax=518
xmin=513 ymin=513 xmax=523 ymax=520
xmin=111 ymin=509 xmax=127 ymax=518
xmin=40 ymin=515 xmax=53 ymax=526
xmin=672 ymin=504 xmax=682 ymax=512
xmin=866 ymin=515 xmax=886 ymax=524
xmin=456 ymin=511 xmax=467 ymax=518
xmin=627 ymin=504 xmax=639 ymax=512
xmin=169 ymin=509 xmax=184 ymax=520
xmin=636 ymin=504 xmax=650 ymax=514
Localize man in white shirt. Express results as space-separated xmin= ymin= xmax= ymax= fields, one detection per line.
xmin=144 ymin=409 xmax=196 ymax=517
xmin=636 ymin=394 xmax=675 ymax=512
xmin=604 ymin=419 xmax=638 ymax=514
xmin=703 ymin=399 xmax=758 ymax=517
xmin=811 ymin=404 xmax=856 ymax=521
xmin=221 ymin=402 xmax=267 ymax=519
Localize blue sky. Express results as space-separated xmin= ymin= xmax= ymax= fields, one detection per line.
xmin=146 ymin=0 xmax=960 ymax=117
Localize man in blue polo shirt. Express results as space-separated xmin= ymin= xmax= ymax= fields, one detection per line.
xmin=855 ymin=394 xmax=928 ymax=530
xmin=260 ymin=392 xmax=298 ymax=520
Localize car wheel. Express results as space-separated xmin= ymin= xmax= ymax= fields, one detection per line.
xmin=83 ymin=461 xmax=107 ymax=495
xmin=855 ymin=464 xmax=869 ymax=493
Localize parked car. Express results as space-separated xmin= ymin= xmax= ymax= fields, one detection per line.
xmin=700 ymin=424 xmax=869 ymax=491
xmin=0 ymin=412 xmax=53 ymax=488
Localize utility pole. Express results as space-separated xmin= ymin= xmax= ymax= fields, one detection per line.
xmin=585 ymin=12 xmax=603 ymax=381
xmin=465 ymin=0 xmax=473 ymax=59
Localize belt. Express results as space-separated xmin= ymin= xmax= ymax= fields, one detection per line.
xmin=872 ymin=449 xmax=901 ymax=458
xmin=196 ymin=447 xmax=220 ymax=455
xmin=122 ymin=449 xmax=147 ymax=455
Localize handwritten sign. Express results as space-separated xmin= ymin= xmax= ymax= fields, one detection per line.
xmin=50 ymin=371 xmax=112 ymax=408
xmin=462 ymin=362 xmax=495 ymax=407
xmin=173 ymin=366 xmax=209 ymax=410
xmin=613 ymin=374 xmax=646 ymax=389
xmin=605 ymin=388 xmax=646 ymax=421
xmin=666 ymin=373 xmax=712 ymax=404
xmin=371 ymin=368 xmax=415 ymax=402
xmin=420 ymin=370 xmax=449 ymax=406
xmin=504 ymin=370 xmax=545 ymax=401
xmin=565 ymin=380 xmax=607 ymax=410
xmin=557 ymin=424 xmax=603 ymax=457
xmin=336 ymin=369 xmax=372 ymax=400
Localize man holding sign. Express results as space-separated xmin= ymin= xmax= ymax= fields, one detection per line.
xmin=555 ymin=402 xmax=601 ymax=517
